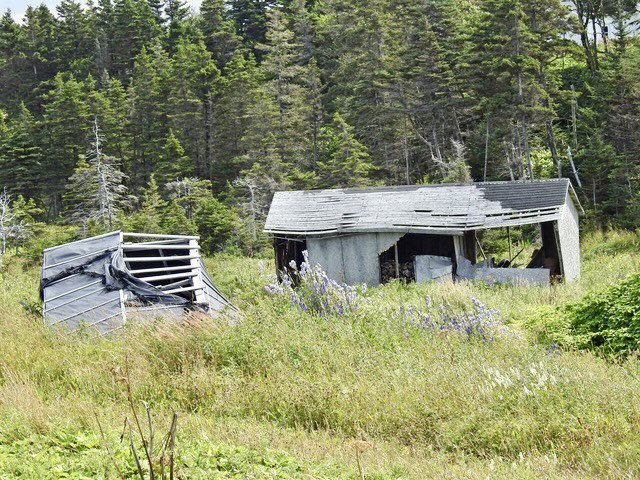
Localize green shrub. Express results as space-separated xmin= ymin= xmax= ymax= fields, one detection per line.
xmin=18 ymin=224 xmax=78 ymax=264
xmin=563 ymin=273 xmax=640 ymax=355
xmin=534 ymin=272 xmax=640 ymax=355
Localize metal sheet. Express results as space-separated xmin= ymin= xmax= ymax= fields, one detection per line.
xmin=415 ymin=255 xmax=453 ymax=283
xmin=265 ymin=179 xmax=571 ymax=236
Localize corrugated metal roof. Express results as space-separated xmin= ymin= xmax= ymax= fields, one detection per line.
xmin=264 ymin=179 xmax=575 ymax=236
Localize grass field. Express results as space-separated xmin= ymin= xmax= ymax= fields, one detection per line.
xmin=1 ymin=230 xmax=640 ymax=478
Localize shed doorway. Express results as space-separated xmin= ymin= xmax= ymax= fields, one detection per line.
xmin=379 ymin=234 xmax=455 ymax=283
xmin=274 ymin=237 xmax=307 ymax=280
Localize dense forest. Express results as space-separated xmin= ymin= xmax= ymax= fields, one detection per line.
xmin=0 ymin=0 xmax=639 ymax=253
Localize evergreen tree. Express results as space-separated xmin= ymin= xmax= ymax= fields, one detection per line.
xmin=0 ymin=11 xmax=29 ymax=108
xmin=258 ymin=8 xmax=309 ymax=169
xmin=20 ymin=6 xmax=58 ymax=101
xmin=42 ymin=73 xmax=91 ymax=215
xmin=321 ymin=0 xmax=405 ymax=180
xmin=212 ymin=50 xmax=263 ymax=188
xmin=0 ymin=0 xmax=638 ymax=240
xmin=147 ymin=0 xmax=166 ymax=25
xmin=194 ymin=195 xmax=238 ymax=253
xmin=108 ymin=0 xmax=162 ymax=78
xmin=199 ymin=0 xmax=241 ymax=69
xmin=55 ymin=0 xmax=92 ymax=75
xmin=155 ymin=130 xmax=192 ymax=182
xmin=90 ymin=71 xmax=129 ymax=161
xmin=164 ymin=0 xmax=190 ymax=51
xmin=317 ymin=112 xmax=376 ymax=187
xmin=228 ymin=0 xmax=278 ymax=54
xmin=169 ymin=37 xmax=219 ymax=179
xmin=0 ymin=104 xmax=43 ymax=198
xmin=164 ymin=176 xmax=211 ymax=219
xmin=126 ymin=42 xmax=172 ymax=188
xmin=121 ymin=174 xmax=166 ymax=232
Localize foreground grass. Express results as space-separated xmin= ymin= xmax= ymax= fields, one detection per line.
xmin=1 ymin=230 xmax=640 ymax=478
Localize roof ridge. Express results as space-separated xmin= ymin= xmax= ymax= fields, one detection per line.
xmin=274 ymin=178 xmax=569 ymax=196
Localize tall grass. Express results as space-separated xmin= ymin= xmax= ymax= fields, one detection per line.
xmin=1 ymin=229 xmax=639 ymax=478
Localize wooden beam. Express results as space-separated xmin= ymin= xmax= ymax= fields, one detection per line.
xmin=138 ymin=271 xmax=198 ymax=282
xmin=129 ymin=265 xmax=194 ymax=275
xmin=122 ymin=244 xmax=195 ymax=251
xmin=123 ymin=232 xmax=199 ymax=240
xmin=394 ymin=243 xmax=400 ymax=279
xmin=123 ymin=254 xmax=199 ymax=262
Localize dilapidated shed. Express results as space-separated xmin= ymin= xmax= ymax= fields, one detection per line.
xmin=41 ymin=231 xmax=233 ymax=335
xmin=264 ymin=179 xmax=582 ymax=286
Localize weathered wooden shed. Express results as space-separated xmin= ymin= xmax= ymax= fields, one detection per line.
xmin=264 ymin=179 xmax=582 ymax=286
xmin=41 ymin=231 xmax=233 ymax=335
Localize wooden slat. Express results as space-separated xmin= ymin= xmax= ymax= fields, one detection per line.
xmin=123 ymin=244 xmax=196 ymax=251
xmin=123 ymin=232 xmax=199 ymax=240
xmin=129 ymin=265 xmax=194 ymax=275
xmin=123 ymin=254 xmax=199 ymax=262
xmin=139 ymin=271 xmax=197 ymax=282
xmin=162 ymin=285 xmax=203 ymax=295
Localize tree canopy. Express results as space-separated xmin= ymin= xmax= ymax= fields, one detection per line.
xmin=0 ymin=0 xmax=639 ymax=252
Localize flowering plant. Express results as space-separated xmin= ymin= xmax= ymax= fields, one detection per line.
xmin=401 ymin=296 xmax=512 ymax=342
xmin=265 ymin=250 xmax=366 ymax=316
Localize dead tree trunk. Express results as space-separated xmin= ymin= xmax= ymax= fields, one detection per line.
xmin=546 ymin=120 xmax=561 ymax=178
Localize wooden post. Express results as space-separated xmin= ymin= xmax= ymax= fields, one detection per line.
xmin=189 ymin=239 xmax=205 ymax=303
xmin=507 ymin=226 xmax=513 ymax=266
xmin=118 ymin=232 xmax=127 ymax=324
xmin=394 ymin=243 xmax=400 ymax=279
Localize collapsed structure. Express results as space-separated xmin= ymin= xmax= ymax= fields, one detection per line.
xmin=264 ymin=179 xmax=582 ymax=286
xmin=41 ymin=231 xmax=233 ymax=335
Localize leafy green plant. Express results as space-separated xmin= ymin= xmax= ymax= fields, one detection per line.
xmin=563 ymin=273 xmax=640 ymax=355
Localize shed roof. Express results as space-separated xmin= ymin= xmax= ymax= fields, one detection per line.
xmin=264 ymin=179 xmax=580 ymax=237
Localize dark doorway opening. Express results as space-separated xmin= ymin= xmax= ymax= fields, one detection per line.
xmin=528 ymin=221 xmax=562 ymax=278
xmin=274 ymin=237 xmax=307 ymax=281
xmin=379 ymin=233 xmax=455 ymax=283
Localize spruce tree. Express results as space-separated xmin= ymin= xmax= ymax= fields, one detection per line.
xmin=121 ymin=174 xmax=166 ymax=233
xmin=169 ymin=37 xmax=219 ymax=179
xmin=0 ymin=104 xmax=43 ymax=199
xmin=20 ymin=6 xmax=58 ymax=98
xmin=164 ymin=0 xmax=190 ymax=52
xmin=42 ymin=73 xmax=91 ymax=215
xmin=126 ymin=41 xmax=171 ymax=188
xmin=259 ymin=8 xmax=308 ymax=169
xmin=0 ymin=12 xmax=29 ymax=108
xmin=212 ymin=50 xmax=263 ymax=188
xmin=108 ymin=0 xmax=162 ymax=78
xmin=155 ymin=130 xmax=193 ymax=183
xmin=228 ymin=0 xmax=277 ymax=55
xmin=317 ymin=112 xmax=376 ymax=188
xmin=199 ymin=0 xmax=241 ymax=69
xmin=55 ymin=0 xmax=92 ymax=76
